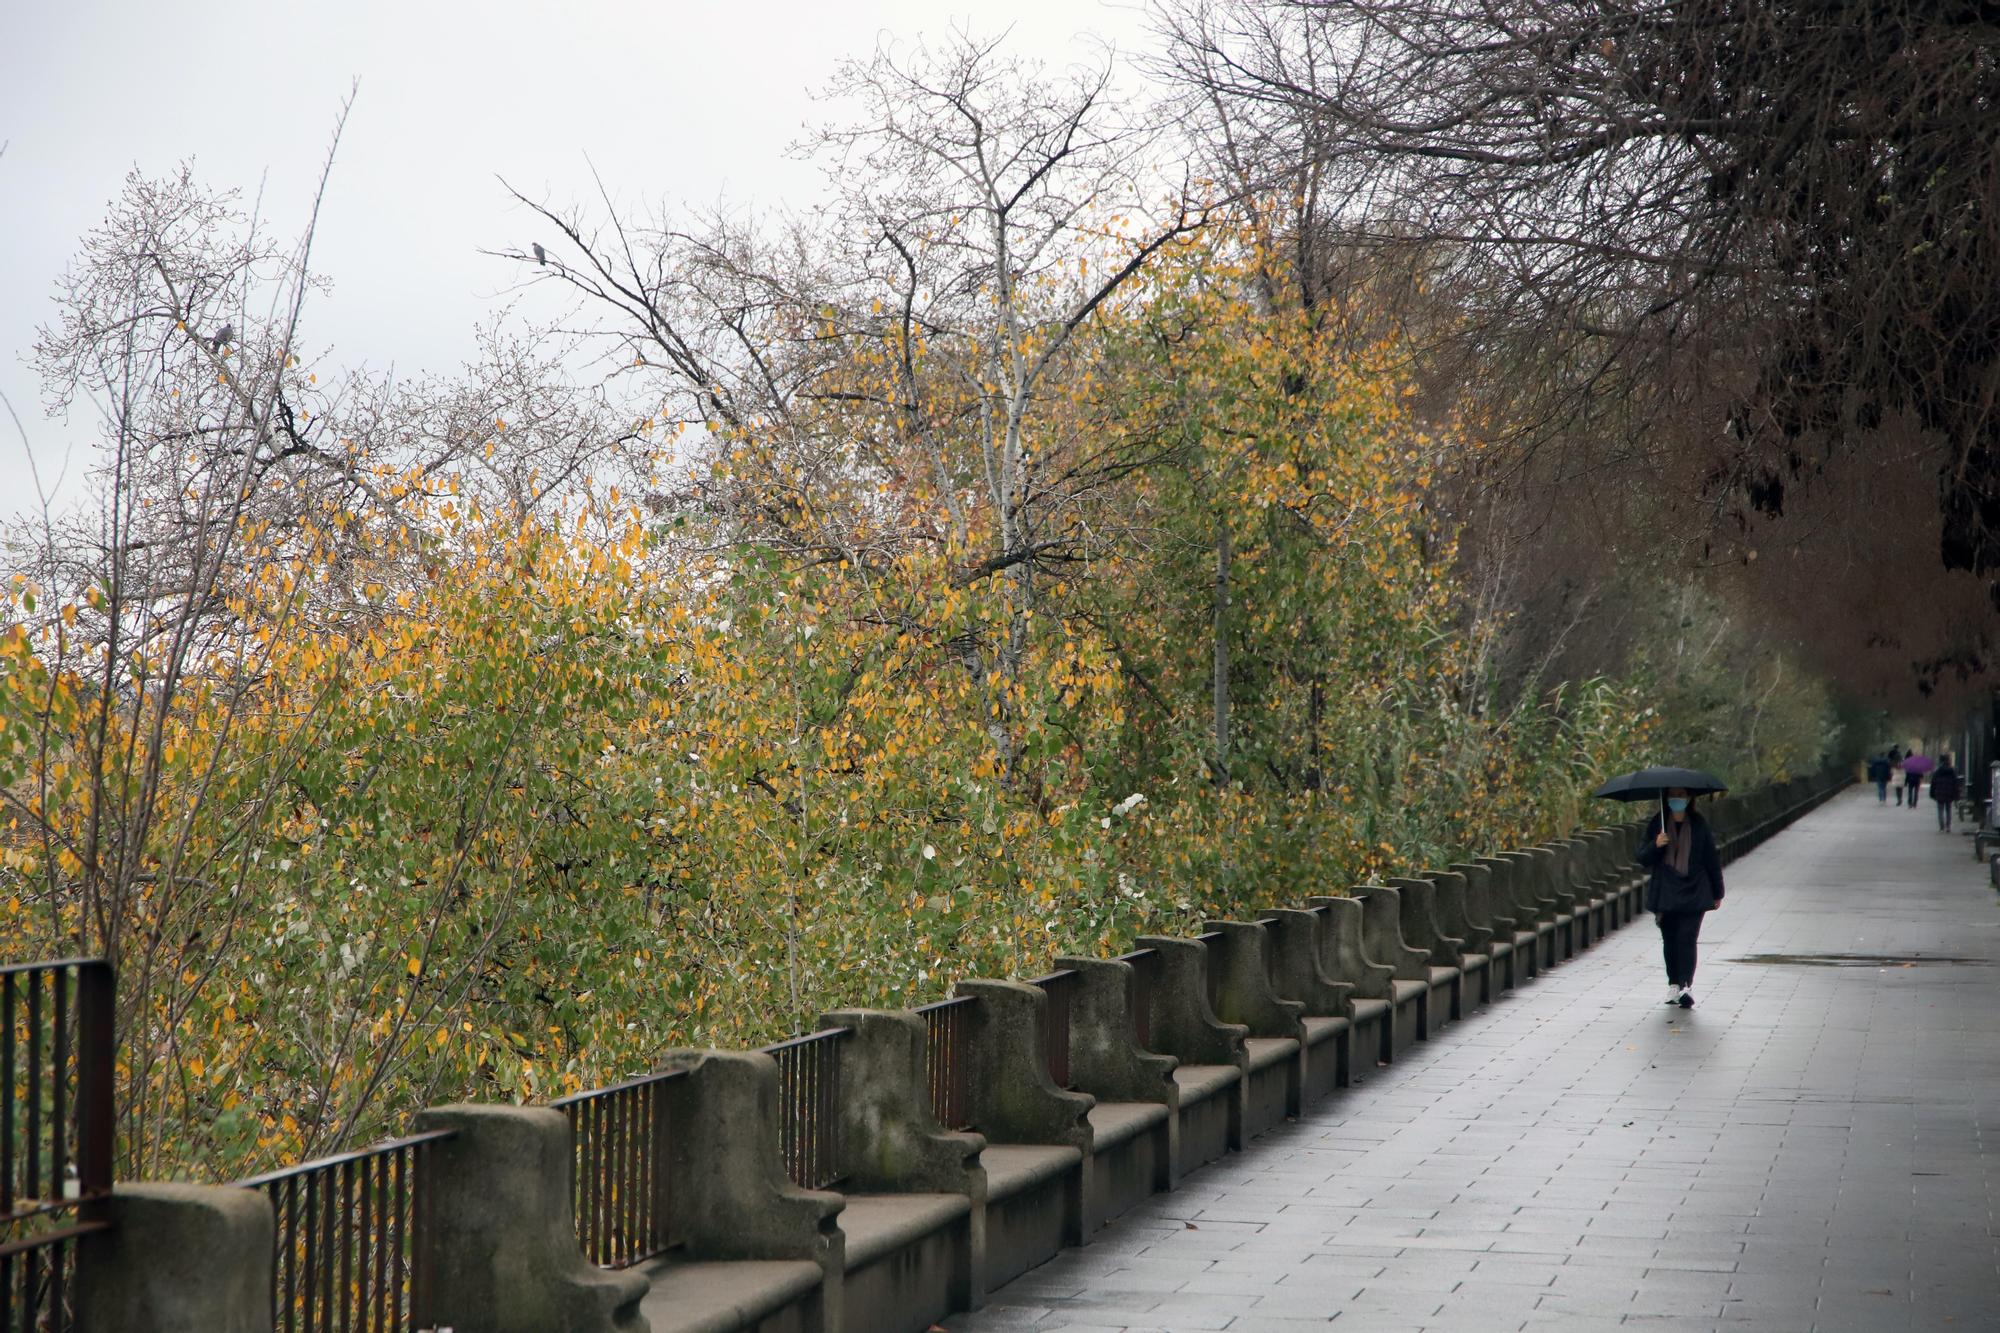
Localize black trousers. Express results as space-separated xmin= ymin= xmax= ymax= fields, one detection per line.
xmin=1937 ymin=799 xmax=1953 ymax=831
xmin=1658 ymin=909 xmax=1704 ymax=987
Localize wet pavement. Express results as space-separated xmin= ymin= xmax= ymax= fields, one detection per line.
xmin=946 ymin=788 xmax=2000 ymax=1331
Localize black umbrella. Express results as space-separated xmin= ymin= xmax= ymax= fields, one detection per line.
xmin=1592 ymin=766 xmax=1729 ymax=802
xmin=1594 ymin=766 xmax=1728 ymax=831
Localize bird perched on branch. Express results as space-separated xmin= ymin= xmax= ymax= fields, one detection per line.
xmin=210 ymin=322 xmax=233 ymax=352
xmin=532 ymin=242 xmax=547 ymax=266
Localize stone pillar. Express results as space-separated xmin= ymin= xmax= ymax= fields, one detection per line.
xmin=818 ymin=1009 xmax=987 ymax=1194
xmin=1518 ymin=846 xmax=1572 ymax=959
xmin=1309 ymin=895 xmax=1397 ymax=1063
xmin=413 ymin=1104 xmax=648 ymax=1333
xmin=818 ymin=1010 xmax=984 ymax=1313
xmin=1385 ymin=877 xmax=1463 ymax=966
xmin=1201 ymin=921 xmax=1308 ymax=1116
xmin=1052 ymin=956 xmax=1180 ymax=1108
xmin=1428 ymin=868 xmax=1492 ymax=954
xmin=1589 ymin=830 xmax=1634 ymax=923
xmin=1130 ymin=936 xmax=1251 ymax=1067
xmin=954 ymin=981 xmax=1093 ymax=1249
xmin=1543 ymin=842 xmax=1593 ymax=947
xmin=1199 ymin=922 xmax=1307 ymax=1038
xmin=76 ymin=1184 xmax=272 ymax=1333
xmin=952 ymin=982 xmax=1094 ymax=1150
xmin=1349 ymin=885 xmax=1431 ymax=981
xmin=1543 ymin=842 xmax=1592 ymax=917
xmin=1054 ymin=956 xmax=1180 ymax=1195
xmin=1449 ymin=861 xmax=1519 ymax=989
xmin=1132 ymin=936 xmax=1250 ymax=1150
xmin=1260 ymin=908 xmax=1354 ymax=1015
xmin=1450 ymin=859 xmax=1515 ymax=937
xmin=650 ymin=1050 xmax=845 ymax=1271
xmin=1479 ymin=854 xmax=1546 ymax=973
xmin=1307 ymin=897 xmax=1393 ymax=1000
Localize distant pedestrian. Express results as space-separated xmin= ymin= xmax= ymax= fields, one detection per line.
xmin=1904 ymin=756 xmax=1924 ymax=809
xmin=1891 ymin=756 xmax=1907 ymax=805
xmin=1931 ymin=756 xmax=1961 ymax=832
xmin=1867 ymin=753 xmax=1892 ymax=802
xmin=1637 ymin=787 xmax=1724 ymax=1009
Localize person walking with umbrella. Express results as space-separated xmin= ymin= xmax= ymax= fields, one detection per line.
xmin=1902 ymin=752 xmax=1932 ymax=810
xmin=1596 ymin=767 xmax=1727 ymax=1009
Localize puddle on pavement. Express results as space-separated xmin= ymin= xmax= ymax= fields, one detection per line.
xmin=1732 ymin=952 xmax=1991 ymax=967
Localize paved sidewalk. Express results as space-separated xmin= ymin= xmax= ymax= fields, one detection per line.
xmin=948 ymin=789 xmax=2000 ymax=1332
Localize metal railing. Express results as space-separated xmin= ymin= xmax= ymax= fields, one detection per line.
xmin=914 ymin=997 xmax=976 ymax=1131
xmin=1113 ymin=949 xmax=1157 ymax=1048
xmin=236 ymin=1129 xmax=451 ymax=1333
xmin=758 ymin=1030 xmax=847 ymax=1191
xmin=1026 ymin=970 xmax=1076 ymax=1088
xmin=551 ymin=1068 xmax=684 ymax=1270
xmin=0 ymin=1216 xmax=102 ymax=1332
xmin=0 ymin=958 xmax=115 ymax=1333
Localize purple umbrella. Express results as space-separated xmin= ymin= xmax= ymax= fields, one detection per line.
xmin=1901 ymin=754 xmax=1934 ymax=775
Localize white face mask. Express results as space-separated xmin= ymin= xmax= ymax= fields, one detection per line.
xmin=1667 ymin=798 xmax=1689 ymax=813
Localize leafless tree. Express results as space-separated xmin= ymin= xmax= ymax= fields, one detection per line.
xmin=499 ymin=29 xmax=1214 ymax=779
xmin=6 ymin=106 xmax=653 ymax=1169
xmin=1156 ymin=0 xmax=2000 ymax=707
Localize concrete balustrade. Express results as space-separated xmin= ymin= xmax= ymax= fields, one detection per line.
xmin=949 ymin=980 xmax=1094 ymax=1287
xmin=87 ymin=773 xmax=1847 ymax=1333
xmin=75 ymin=1184 xmax=274 ymax=1333
xmin=630 ymin=1049 xmax=846 ymax=1333
xmin=1129 ymin=934 xmax=1250 ymax=1175
xmin=1387 ymin=875 xmax=1468 ymax=1025
xmin=1259 ymin=907 xmax=1356 ymax=1102
xmin=1199 ymin=920 xmax=1309 ymax=1129
xmin=416 ymin=1104 xmax=652 ymax=1333
xmin=814 ymin=1010 xmax=983 ymax=1333
xmin=1349 ymin=884 xmax=1433 ymax=1050
xmin=1308 ymin=894 xmax=1396 ymax=1063
xmin=1423 ymin=868 xmax=1492 ymax=1008
xmin=1051 ymin=954 xmax=1180 ymax=1228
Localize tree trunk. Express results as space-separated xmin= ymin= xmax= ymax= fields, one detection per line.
xmin=1212 ymin=517 xmax=1231 ymax=786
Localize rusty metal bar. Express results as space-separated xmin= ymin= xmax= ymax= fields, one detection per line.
xmin=758 ymin=1029 xmax=848 ymax=1190
xmin=914 ymin=998 xmax=976 ymax=1130
xmin=552 ymin=1066 xmax=691 ymax=1269
xmin=1114 ymin=949 xmax=1158 ymax=1048
xmin=235 ymin=1129 xmax=454 ymax=1332
xmin=26 ymin=971 xmax=42 ymax=1210
xmin=1026 ymin=970 xmax=1077 ymax=1088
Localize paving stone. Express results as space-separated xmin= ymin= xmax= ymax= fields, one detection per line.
xmin=951 ymin=792 xmax=2000 ymax=1333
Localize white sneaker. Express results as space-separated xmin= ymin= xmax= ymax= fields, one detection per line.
xmin=1665 ymin=985 xmax=1683 ymax=1005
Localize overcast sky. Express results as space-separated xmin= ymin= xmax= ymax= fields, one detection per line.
xmin=0 ymin=0 xmax=1157 ymax=518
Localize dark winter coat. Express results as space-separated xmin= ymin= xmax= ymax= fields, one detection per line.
xmin=1930 ymin=766 xmax=1961 ymax=803
xmin=1637 ymin=811 xmax=1725 ymax=914
xmin=1867 ymin=756 xmax=1891 ymax=783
